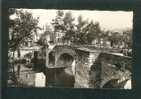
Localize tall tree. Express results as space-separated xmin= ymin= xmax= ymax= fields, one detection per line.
xmin=9 ymin=9 xmax=41 ymax=58
xmin=51 ymin=10 xmax=65 ymax=43
xmin=62 ymin=11 xmax=75 ymax=44
xmin=108 ymin=32 xmax=120 ymax=48
xmin=122 ymin=29 xmax=132 ymax=49
xmin=8 ymin=9 xmax=41 ymax=86
xmin=72 ymin=15 xmax=88 ymax=45
xmin=52 ymin=11 xmax=76 ymax=45
xmin=86 ymin=21 xmax=102 ymax=44
xmin=51 ymin=11 xmax=103 ymax=45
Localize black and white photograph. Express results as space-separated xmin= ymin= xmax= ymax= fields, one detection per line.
xmin=8 ymin=8 xmax=133 ymax=89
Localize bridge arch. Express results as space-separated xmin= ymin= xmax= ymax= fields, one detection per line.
xmin=46 ymin=46 xmax=77 ymax=87
xmin=56 ymin=53 xmax=74 ymax=67
xmin=50 ymin=46 xmax=78 ymax=68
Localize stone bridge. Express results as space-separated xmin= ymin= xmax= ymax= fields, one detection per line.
xmin=44 ymin=45 xmax=132 ymax=88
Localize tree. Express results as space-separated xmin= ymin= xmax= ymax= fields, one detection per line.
xmin=51 ymin=11 xmax=103 ymax=45
xmin=62 ymin=11 xmax=75 ymax=44
xmin=122 ymin=29 xmax=132 ymax=49
xmin=9 ymin=9 xmax=40 ymax=58
xmin=72 ymin=15 xmax=88 ymax=45
xmin=52 ymin=11 xmax=76 ymax=45
xmin=108 ymin=32 xmax=121 ymax=48
xmin=72 ymin=17 xmax=103 ymax=45
xmin=86 ymin=21 xmax=102 ymax=44
xmin=51 ymin=10 xmax=65 ymax=44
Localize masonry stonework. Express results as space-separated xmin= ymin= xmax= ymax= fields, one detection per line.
xmin=44 ymin=45 xmax=132 ymax=88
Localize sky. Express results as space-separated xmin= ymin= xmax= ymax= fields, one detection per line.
xmin=10 ymin=9 xmax=133 ymax=32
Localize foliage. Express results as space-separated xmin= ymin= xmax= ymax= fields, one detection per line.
xmin=86 ymin=21 xmax=102 ymax=44
xmin=38 ymin=10 xmax=132 ymax=50
xmin=122 ymin=29 xmax=132 ymax=48
xmin=62 ymin=11 xmax=75 ymax=44
xmin=52 ymin=10 xmax=65 ymax=31
xmin=51 ymin=11 xmax=103 ymax=45
xmin=9 ymin=9 xmax=41 ymax=51
xmin=72 ymin=15 xmax=88 ymax=45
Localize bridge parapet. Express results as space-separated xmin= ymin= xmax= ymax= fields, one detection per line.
xmin=74 ymin=48 xmax=132 ymax=88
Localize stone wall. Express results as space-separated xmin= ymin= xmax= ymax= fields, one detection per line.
xmin=44 ymin=45 xmax=132 ymax=88
xmin=74 ymin=50 xmax=90 ymax=88
xmin=74 ymin=50 xmax=101 ymax=88
xmin=74 ymin=51 xmax=132 ymax=88
xmin=99 ymin=53 xmax=132 ymax=88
